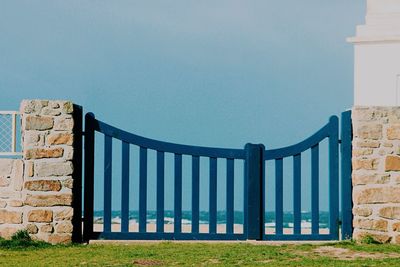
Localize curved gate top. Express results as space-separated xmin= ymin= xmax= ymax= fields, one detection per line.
xmin=82 ymin=111 xmax=352 ymax=242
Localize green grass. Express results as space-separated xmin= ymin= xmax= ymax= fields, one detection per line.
xmin=2 ymin=239 xmax=400 ymax=266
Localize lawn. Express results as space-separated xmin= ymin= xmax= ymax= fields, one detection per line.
xmin=1 ymin=239 xmax=400 ymax=266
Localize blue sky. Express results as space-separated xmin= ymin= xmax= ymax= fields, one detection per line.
xmin=0 ymin=1 xmax=365 ymax=212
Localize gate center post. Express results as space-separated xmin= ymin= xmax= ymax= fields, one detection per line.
xmin=244 ymin=143 xmax=265 ymax=240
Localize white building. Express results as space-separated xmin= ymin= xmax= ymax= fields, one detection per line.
xmin=349 ymin=0 xmax=400 ymax=106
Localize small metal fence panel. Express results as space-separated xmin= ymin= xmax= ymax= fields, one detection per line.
xmin=0 ymin=111 xmax=21 ymax=156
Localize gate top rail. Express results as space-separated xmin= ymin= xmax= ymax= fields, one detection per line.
xmin=86 ymin=113 xmax=246 ymax=159
xmin=264 ymin=116 xmax=338 ymax=160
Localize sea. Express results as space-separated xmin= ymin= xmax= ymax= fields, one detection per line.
xmin=93 ymin=210 xmax=330 ymax=229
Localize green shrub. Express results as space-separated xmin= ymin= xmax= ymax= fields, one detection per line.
xmin=360 ymin=235 xmax=381 ymax=245
xmin=0 ymin=230 xmax=51 ymax=249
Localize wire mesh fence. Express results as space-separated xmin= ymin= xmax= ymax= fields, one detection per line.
xmin=0 ymin=111 xmax=21 ymax=156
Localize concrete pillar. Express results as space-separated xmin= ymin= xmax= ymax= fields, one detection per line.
xmin=349 ymin=0 xmax=400 ymax=106
xmin=349 ymin=1 xmax=400 ymax=243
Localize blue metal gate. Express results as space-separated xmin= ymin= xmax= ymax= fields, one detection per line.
xmin=82 ymin=111 xmax=352 ymax=242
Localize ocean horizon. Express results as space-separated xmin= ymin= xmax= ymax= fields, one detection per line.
xmin=92 ymin=210 xmax=331 ymax=229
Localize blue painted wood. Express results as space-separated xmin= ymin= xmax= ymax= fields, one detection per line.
xmin=174 ymin=154 xmax=182 ymax=233
xmin=83 ymin=113 xmax=346 ymax=242
xmin=139 ymin=147 xmax=147 ymax=233
xmin=83 ymin=113 xmax=95 ymax=242
xmin=156 ymin=151 xmax=165 ymax=233
xmin=264 ymin=122 xmax=332 ymax=160
xmin=275 ymin=158 xmax=283 ymax=235
xmin=293 ymin=154 xmax=301 ymax=235
xmin=311 ymin=145 xmax=319 ymax=235
xmin=226 ymin=159 xmax=234 ymax=234
xmin=341 ymin=111 xmax=353 ymax=240
xmin=245 ymin=144 xmax=264 ymax=240
xmin=121 ymin=141 xmax=130 ymax=233
xmin=192 ymin=156 xmax=200 ymax=234
xmin=72 ymin=105 xmax=83 ymax=242
xmin=265 ymin=234 xmax=337 ymax=241
xmin=209 ymin=157 xmax=217 ymax=234
xmin=95 ymin=232 xmax=247 ymax=241
xmin=329 ymin=116 xmax=339 ymax=239
xmin=104 ymin=135 xmax=112 ymax=233
xmin=93 ymin=120 xmax=245 ymax=159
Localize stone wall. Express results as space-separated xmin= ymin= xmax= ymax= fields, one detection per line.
xmin=352 ymin=106 xmax=400 ymax=243
xmin=0 ymin=100 xmax=80 ymax=244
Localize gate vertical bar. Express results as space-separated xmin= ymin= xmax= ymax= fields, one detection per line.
xmin=174 ymin=154 xmax=183 ymax=234
xmin=121 ymin=141 xmax=130 ymax=233
xmin=341 ymin=111 xmax=353 ymax=240
xmin=226 ymin=159 xmax=234 ymax=234
xmin=83 ymin=113 xmax=95 ymax=242
xmin=293 ymin=154 xmax=302 ymax=235
xmin=192 ymin=156 xmax=200 ymax=234
xmin=72 ymin=105 xmax=83 ymax=243
xmin=311 ymin=145 xmax=320 ymax=235
xmin=245 ymin=144 xmax=265 ymax=240
xmin=329 ymin=116 xmax=340 ymax=238
xmin=209 ymin=157 xmax=217 ymax=234
xmin=104 ymin=135 xmax=113 ymax=233
xmin=156 ymin=151 xmax=165 ymax=233
xmin=139 ymin=147 xmax=147 ymax=233
xmin=275 ymin=158 xmax=283 ymax=235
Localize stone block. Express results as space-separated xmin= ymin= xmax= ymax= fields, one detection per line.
xmin=0 ymin=200 xmax=6 ymax=208
xmin=388 ymin=124 xmax=400 ymax=140
xmin=352 ymin=174 xmax=390 ymax=185
xmin=40 ymin=224 xmax=53 ymax=233
xmin=393 ymin=223 xmax=400 ymax=232
xmin=25 ymin=116 xmax=54 ymax=130
xmin=356 ymin=123 xmax=382 ymax=140
xmin=12 ymin=160 xmax=24 ymax=191
xmin=24 ymin=194 xmax=72 ymax=207
xmin=354 ymin=187 xmax=390 ymax=204
xmin=46 ymin=133 xmax=73 ymax=145
xmin=21 ymin=100 xmax=48 ymax=114
xmin=62 ymin=178 xmax=73 ymax=189
xmin=27 ymin=210 xmax=53 ymax=222
xmin=55 ymin=221 xmax=73 ymax=233
xmin=0 ymin=176 xmax=10 ymax=187
xmin=24 ymin=147 xmax=64 ymax=160
xmin=35 ymin=162 xmax=73 ymax=177
xmin=54 ymin=207 xmax=73 ymax=221
xmin=54 ymin=117 xmax=73 ymax=131
xmin=41 ymin=107 xmax=61 ymax=116
xmin=25 ymin=180 xmax=62 ymax=191
xmin=0 ymin=191 xmax=21 ymax=199
xmin=355 ymin=140 xmax=380 ymax=148
xmin=62 ymin=102 xmax=73 ymax=114
xmin=0 ymin=226 xmax=24 ymax=239
xmin=354 ymin=231 xmax=391 ymax=244
xmin=47 ymin=234 xmax=71 ymax=244
xmin=8 ymin=200 xmax=23 ymax=207
xmin=26 ymin=224 xmax=38 ymax=234
xmin=63 ymin=147 xmax=74 ymax=160
xmin=385 ymin=155 xmax=400 ymax=171
xmin=25 ymin=161 xmax=34 ymax=177
xmin=353 ymin=158 xmax=379 ymax=170
xmin=0 ymin=159 xmax=13 ymax=175
xmin=0 ymin=210 xmax=22 ymax=224
xmin=353 ymin=206 xmax=373 ymax=217
xmin=353 ymin=218 xmax=388 ymax=232
xmin=379 ymin=206 xmax=400 ymax=220
xmin=353 ymin=149 xmax=373 ymax=157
